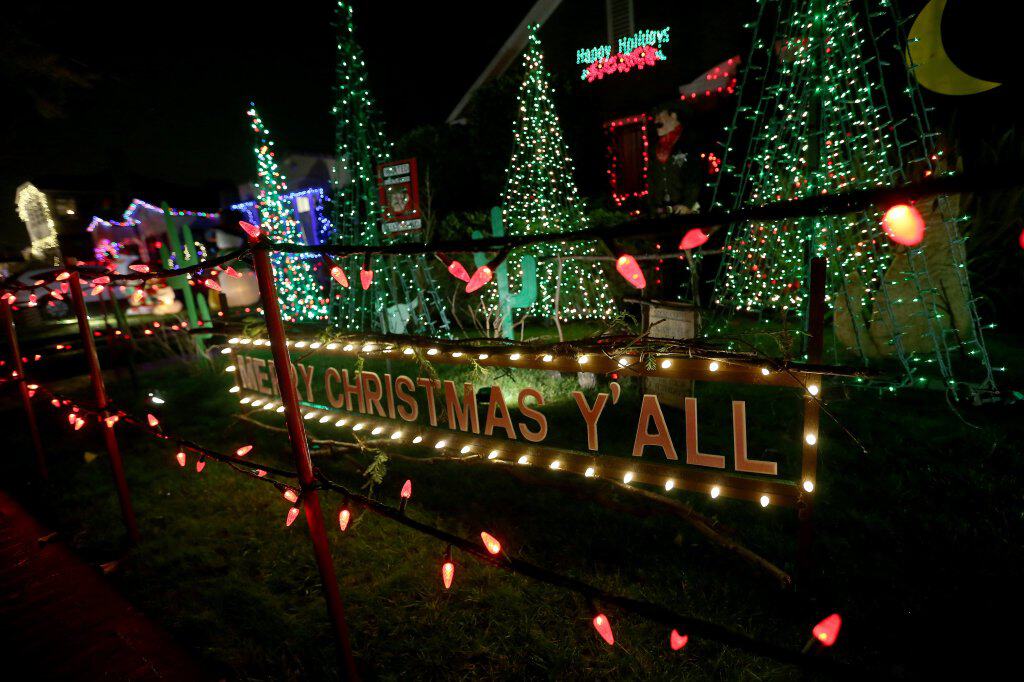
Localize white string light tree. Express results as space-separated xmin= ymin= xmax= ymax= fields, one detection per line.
xmin=486 ymin=24 xmax=616 ymax=337
xmin=328 ymin=1 xmax=451 ymax=336
xmin=703 ymin=0 xmax=995 ymax=394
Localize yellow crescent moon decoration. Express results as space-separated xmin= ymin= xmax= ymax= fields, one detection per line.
xmin=907 ymin=0 xmax=1001 ymax=96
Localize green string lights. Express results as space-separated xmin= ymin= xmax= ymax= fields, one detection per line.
xmin=328 ymin=1 xmax=450 ymax=336
xmin=494 ymin=24 xmax=615 ymax=324
xmin=705 ymin=0 xmax=994 ymax=392
xmin=247 ymin=105 xmax=328 ymax=323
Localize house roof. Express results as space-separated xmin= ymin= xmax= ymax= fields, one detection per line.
xmin=446 ymin=0 xmax=564 ymax=124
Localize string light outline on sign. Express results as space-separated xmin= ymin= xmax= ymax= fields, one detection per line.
xmin=228 ymin=385 xmax=796 ymax=509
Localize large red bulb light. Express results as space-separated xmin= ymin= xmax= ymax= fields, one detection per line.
xmin=330 ymin=265 xmax=350 ymax=288
xmin=882 ymin=204 xmax=925 ymax=246
xmin=615 ymin=254 xmax=646 ymax=289
xmin=812 ymin=613 xmax=842 ymax=647
xmin=679 ymin=228 xmax=709 ymax=251
xmin=239 ymin=220 xmax=262 ymax=240
xmin=338 ymin=508 xmax=351 ymax=531
xmin=480 ymin=531 xmax=502 ymax=555
xmin=359 ymin=268 xmax=374 ymax=290
xmin=400 ymin=479 xmax=412 ymax=499
xmin=447 ymin=260 xmax=471 ymax=283
xmin=592 ymin=613 xmax=614 ymax=645
xmin=441 ymin=561 xmax=455 ymax=589
xmin=669 ymin=629 xmax=689 ymax=650
xmin=465 ymin=266 xmax=493 ymax=293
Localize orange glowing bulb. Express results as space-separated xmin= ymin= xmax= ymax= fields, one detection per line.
xmin=129 ymin=264 xmax=150 ymax=273
xmin=204 ymin=278 xmax=221 ymax=292
xmin=592 ymin=613 xmax=615 ymax=645
xmin=670 ymin=629 xmax=689 ymax=650
xmin=615 ymin=254 xmax=646 ymax=289
xmin=330 ymin=265 xmax=350 ymax=288
xmin=56 ymin=271 xmax=70 ymax=281
xmin=147 ymin=414 xmax=160 ymax=428
xmin=465 ymin=266 xmax=493 ymax=293
xmin=882 ymin=204 xmax=925 ymax=246
xmin=176 ymin=451 xmax=186 ymax=467
xmin=283 ymin=489 xmax=299 ymax=503
xmin=236 ymin=445 xmax=253 ymax=457
xmin=338 ymin=508 xmax=351 ymax=531
xmin=256 ymin=469 xmax=267 ymax=478
xmin=285 ymin=506 xmax=301 ymax=527
xmin=74 ymin=418 xmax=85 ymax=431
xmin=104 ymin=415 xmax=119 ymax=428
xmin=679 ymin=228 xmax=709 ymax=251
xmin=442 ymin=561 xmax=455 ymax=589
xmin=480 ymin=531 xmax=502 ymax=555
xmin=812 ymin=613 xmax=842 ymax=647
xmin=400 ymin=479 xmax=412 ymax=499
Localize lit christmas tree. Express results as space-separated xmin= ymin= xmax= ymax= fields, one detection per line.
xmin=496 ymin=24 xmax=615 ymax=324
xmin=247 ymin=105 xmax=328 ymax=323
xmin=328 ymin=1 xmax=450 ymax=336
xmin=705 ymin=0 xmax=993 ymax=390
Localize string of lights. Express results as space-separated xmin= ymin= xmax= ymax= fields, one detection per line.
xmin=2 ymin=166 xmax=1020 ymax=303
xmin=20 ymin=380 xmax=857 ymax=678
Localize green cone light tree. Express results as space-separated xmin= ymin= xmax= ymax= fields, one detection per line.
xmin=328 ymin=1 xmax=450 ymax=335
xmin=705 ymin=0 xmax=993 ymax=391
xmin=248 ymin=105 xmax=328 ymax=323
xmin=494 ymin=24 xmax=615 ymax=327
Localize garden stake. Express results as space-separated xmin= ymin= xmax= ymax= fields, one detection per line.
xmin=68 ymin=268 xmax=140 ymax=543
xmin=250 ymin=239 xmax=359 ymax=681
xmin=1 ymin=299 xmax=48 ymax=479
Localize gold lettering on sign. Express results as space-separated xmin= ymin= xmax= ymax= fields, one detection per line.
xmin=341 ymin=369 xmax=364 ymax=412
xmin=395 ymin=376 xmax=418 ymax=421
xmin=417 ymin=378 xmax=440 ymax=426
xmin=324 ymin=367 xmax=344 ymax=408
xmin=444 ymin=381 xmax=480 ymax=433
xmin=517 ymin=388 xmax=547 ymax=442
xmin=483 ymin=385 xmax=516 ymax=439
xmin=731 ymin=401 xmax=776 ymax=475
xmin=296 ymin=363 xmax=315 ymax=402
xmin=684 ymin=397 xmax=725 ymax=469
xmin=361 ymin=371 xmax=386 ymax=417
xmin=572 ymin=391 xmax=608 ymax=451
xmin=632 ymin=394 xmax=679 ymax=460
xmin=251 ymin=358 xmax=269 ymax=394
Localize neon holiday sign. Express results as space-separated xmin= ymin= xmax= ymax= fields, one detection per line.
xmin=576 ymin=26 xmax=671 ymax=83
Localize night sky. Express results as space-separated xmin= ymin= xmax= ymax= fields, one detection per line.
xmin=0 ymin=0 xmax=535 ymax=244
xmin=2 ymin=0 xmax=1019 ymax=249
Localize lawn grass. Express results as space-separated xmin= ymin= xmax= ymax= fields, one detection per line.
xmin=2 ymin=329 xmax=1023 ymax=680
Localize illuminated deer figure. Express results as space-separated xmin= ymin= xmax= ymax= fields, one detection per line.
xmin=158 ymin=202 xmax=212 ymax=354
xmin=472 ymin=207 xmax=537 ymax=339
